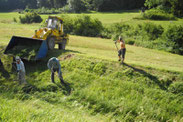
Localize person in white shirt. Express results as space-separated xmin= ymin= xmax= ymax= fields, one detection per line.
xmin=15 ymin=56 xmax=27 ymax=85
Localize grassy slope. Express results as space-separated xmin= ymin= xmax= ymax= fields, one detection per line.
xmin=68 ymin=36 xmax=183 ymax=72
xmin=0 ymin=12 xmax=183 ymax=121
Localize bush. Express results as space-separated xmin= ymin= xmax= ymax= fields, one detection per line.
xmin=19 ymin=12 xmax=42 ymax=24
xmin=125 ymin=38 xmax=135 ymax=45
xmin=73 ymin=15 xmax=103 ymax=37
xmin=23 ymin=7 xmax=62 ymax=14
xmin=60 ymin=15 xmax=74 ymax=34
xmin=136 ymin=23 xmax=164 ymax=40
xmin=170 ymin=0 xmax=183 ymax=17
xmin=13 ymin=17 xmax=17 ymax=23
xmin=143 ymin=9 xmax=176 ymax=20
xmin=100 ymin=26 xmax=112 ymax=39
xmin=102 ymin=23 xmax=132 ymax=40
xmin=163 ymin=25 xmax=183 ymax=54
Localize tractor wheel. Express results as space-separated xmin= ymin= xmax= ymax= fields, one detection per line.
xmin=58 ymin=39 xmax=66 ymax=50
xmin=47 ymin=37 xmax=55 ymax=50
xmin=58 ymin=44 xmax=62 ymax=50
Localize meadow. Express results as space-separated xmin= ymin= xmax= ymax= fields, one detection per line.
xmin=0 ymin=12 xmax=183 ymax=121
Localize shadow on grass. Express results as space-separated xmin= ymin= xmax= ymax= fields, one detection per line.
xmin=22 ymin=81 xmax=73 ymax=96
xmin=123 ymin=63 xmax=169 ymax=90
xmin=0 ymin=65 xmax=10 ymax=79
xmin=56 ymin=81 xmax=73 ymax=96
xmin=0 ymin=49 xmax=78 ymax=96
xmin=24 ymin=49 xmax=82 ymax=74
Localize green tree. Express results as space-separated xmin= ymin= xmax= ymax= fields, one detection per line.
xmin=92 ymin=0 xmax=105 ymax=11
xmin=144 ymin=0 xmax=183 ymax=17
xmin=169 ymin=0 xmax=183 ymax=17
xmin=68 ymin=0 xmax=87 ymax=12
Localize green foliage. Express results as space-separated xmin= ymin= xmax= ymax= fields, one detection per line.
xmin=144 ymin=0 xmax=168 ymax=9
xmin=68 ymin=0 xmax=88 ymax=13
xmin=23 ymin=7 xmax=67 ymax=14
xmin=97 ymin=0 xmax=145 ymax=11
xmin=105 ymin=22 xmax=163 ymax=41
xmin=143 ymin=9 xmax=176 ymax=20
xmin=13 ymin=17 xmax=17 ymax=23
xmin=101 ymin=23 xmax=131 ymax=40
xmin=125 ymin=38 xmax=135 ymax=45
xmin=59 ymin=15 xmax=74 ymax=34
xmin=111 ymin=23 xmax=131 ymax=40
xmin=169 ymin=0 xmax=183 ymax=17
xmin=93 ymin=62 xmax=106 ymax=75
xmin=19 ymin=12 xmax=42 ymax=24
xmin=144 ymin=0 xmax=183 ymax=17
xmin=0 ymin=0 xmax=145 ymax=12
xmin=136 ymin=23 xmax=164 ymax=40
xmin=163 ymin=25 xmax=183 ymax=54
xmin=100 ymin=26 xmax=112 ymax=39
xmin=73 ymin=15 xmax=103 ymax=37
xmin=100 ymin=21 xmax=183 ymax=55
xmin=168 ymin=82 xmax=183 ymax=94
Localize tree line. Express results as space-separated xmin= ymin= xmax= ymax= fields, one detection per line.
xmin=0 ymin=0 xmax=145 ymax=12
xmin=0 ymin=0 xmax=182 ymax=17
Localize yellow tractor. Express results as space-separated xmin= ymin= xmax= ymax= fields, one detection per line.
xmin=4 ymin=16 xmax=69 ymax=60
xmin=33 ymin=16 xmax=69 ymax=50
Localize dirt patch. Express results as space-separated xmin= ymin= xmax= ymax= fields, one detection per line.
xmin=60 ymin=54 xmax=75 ymax=61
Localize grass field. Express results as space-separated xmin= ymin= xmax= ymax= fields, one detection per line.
xmin=0 ymin=12 xmax=183 ymax=121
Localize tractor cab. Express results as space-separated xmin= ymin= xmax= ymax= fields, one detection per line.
xmin=46 ymin=16 xmax=63 ymax=33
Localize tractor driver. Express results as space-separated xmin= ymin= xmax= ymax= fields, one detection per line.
xmin=115 ymin=37 xmax=126 ymax=64
xmin=47 ymin=57 xmax=66 ymax=85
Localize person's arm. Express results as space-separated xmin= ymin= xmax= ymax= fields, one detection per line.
xmin=47 ymin=59 xmax=51 ymax=69
xmin=115 ymin=40 xmax=120 ymax=44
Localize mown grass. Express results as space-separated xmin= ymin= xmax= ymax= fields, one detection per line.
xmin=0 ymin=12 xmax=183 ymax=121
xmin=1 ymin=55 xmax=183 ymax=121
xmin=68 ymin=36 xmax=183 ymax=72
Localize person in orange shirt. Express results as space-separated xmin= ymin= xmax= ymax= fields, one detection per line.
xmin=115 ymin=37 xmax=126 ymax=64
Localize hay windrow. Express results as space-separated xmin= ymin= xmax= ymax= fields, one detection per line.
xmin=6 ymin=45 xmax=40 ymax=60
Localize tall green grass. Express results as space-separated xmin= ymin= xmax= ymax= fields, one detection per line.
xmin=0 ymin=55 xmax=183 ymax=121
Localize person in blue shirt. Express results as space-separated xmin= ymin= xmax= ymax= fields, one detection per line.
xmin=47 ymin=57 xmax=65 ymax=85
xmin=15 ymin=56 xmax=27 ymax=85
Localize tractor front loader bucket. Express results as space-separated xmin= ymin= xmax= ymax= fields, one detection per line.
xmin=4 ymin=36 xmax=48 ymax=61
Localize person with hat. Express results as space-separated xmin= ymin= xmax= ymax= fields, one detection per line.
xmin=115 ymin=36 xmax=126 ymax=64
xmin=15 ymin=56 xmax=27 ymax=85
xmin=47 ymin=57 xmax=65 ymax=85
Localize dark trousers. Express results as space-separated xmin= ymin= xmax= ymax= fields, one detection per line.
xmin=51 ymin=68 xmax=65 ymax=85
xmin=118 ymin=48 xmax=126 ymax=59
